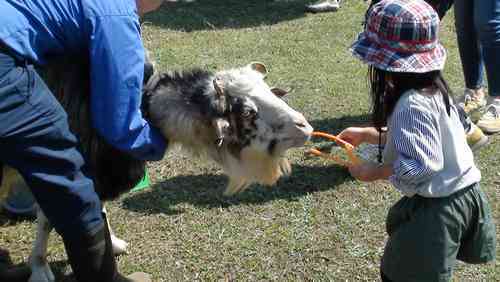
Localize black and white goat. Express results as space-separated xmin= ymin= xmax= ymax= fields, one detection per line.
xmin=143 ymin=63 xmax=312 ymax=194
xmin=1 ymin=61 xmax=313 ymax=282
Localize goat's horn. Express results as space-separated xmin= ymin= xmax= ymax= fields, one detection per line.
xmin=213 ymin=77 xmax=228 ymax=114
xmin=213 ymin=77 xmax=224 ymax=97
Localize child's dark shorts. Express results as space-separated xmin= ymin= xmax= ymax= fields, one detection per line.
xmin=381 ymin=183 xmax=496 ymax=282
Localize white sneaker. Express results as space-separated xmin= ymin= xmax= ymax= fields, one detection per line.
xmin=477 ymin=100 xmax=500 ymax=134
xmin=306 ymin=0 xmax=340 ymax=13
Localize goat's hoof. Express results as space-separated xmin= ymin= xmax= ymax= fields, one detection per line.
xmin=111 ymin=234 xmax=128 ymax=255
xmin=29 ymin=263 xmax=54 ymax=282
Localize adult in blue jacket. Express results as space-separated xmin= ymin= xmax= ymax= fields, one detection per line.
xmin=0 ymin=0 xmax=166 ymax=281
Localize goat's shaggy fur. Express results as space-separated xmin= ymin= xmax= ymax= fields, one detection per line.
xmin=143 ymin=65 xmax=305 ymax=195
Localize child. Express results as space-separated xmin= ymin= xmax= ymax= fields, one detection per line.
xmin=339 ymin=0 xmax=497 ymax=281
xmin=367 ymin=0 xmax=490 ymax=152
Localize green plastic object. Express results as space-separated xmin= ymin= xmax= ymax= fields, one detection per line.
xmin=131 ymin=168 xmax=150 ymax=192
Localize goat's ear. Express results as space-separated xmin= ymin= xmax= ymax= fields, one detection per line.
xmin=249 ymin=62 xmax=268 ymax=77
xmin=270 ymin=87 xmax=288 ymax=98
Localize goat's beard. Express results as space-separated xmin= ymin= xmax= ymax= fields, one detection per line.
xmin=221 ymin=147 xmax=291 ymax=196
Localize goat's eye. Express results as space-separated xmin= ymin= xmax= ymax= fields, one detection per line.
xmin=241 ymin=108 xmax=255 ymax=118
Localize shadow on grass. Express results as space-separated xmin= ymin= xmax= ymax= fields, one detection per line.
xmin=0 ymin=248 xmax=72 ymax=281
xmin=0 ymin=248 xmax=30 ymax=282
xmin=310 ymin=113 xmax=373 ymax=135
xmin=144 ymin=0 xmax=312 ymax=32
xmin=0 ymin=211 xmax=35 ymax=226
xmin=123 ymin=163 xmax=351 ymax=215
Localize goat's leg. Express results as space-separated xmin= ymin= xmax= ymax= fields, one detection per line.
xmin=102 ymin=206 xmax=128 ymax=255
xmin=29 ymin=206 xmax=55 ymax=282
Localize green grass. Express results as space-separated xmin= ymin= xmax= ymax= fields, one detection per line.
xmin=1 ymin=1 xmax=498 ymax=281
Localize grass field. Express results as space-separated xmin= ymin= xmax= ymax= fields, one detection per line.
xmin=1 ymin=1 xmax=498 ymax=281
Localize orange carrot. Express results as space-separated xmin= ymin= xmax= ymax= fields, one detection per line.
xmin=308 ymin=131 xmax=361 ymax=167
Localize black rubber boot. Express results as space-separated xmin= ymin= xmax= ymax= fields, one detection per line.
xmin=62 ymin=215 xmax=151 ymax=282
xmin=0 ymin=249 xmax=32 ymax=282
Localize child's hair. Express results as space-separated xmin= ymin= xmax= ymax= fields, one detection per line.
xmin=369 ymin=67 xmax=453 ymax=162
xmin=369 ymin=67 xmax=452 ymax=128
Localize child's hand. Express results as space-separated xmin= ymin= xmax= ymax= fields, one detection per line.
xmin=338 ymin=127 xmax=369 ymax=146
xmin=338 ymin=127 xmax=384 ymax=146
xmin=348 ymin=163 xmax=392 ymax=182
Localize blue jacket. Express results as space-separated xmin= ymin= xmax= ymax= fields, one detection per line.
xmin=0 ymin=0 xmax=167 ymax=161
